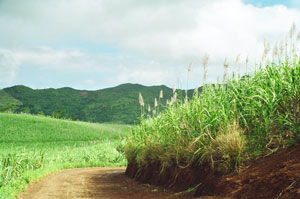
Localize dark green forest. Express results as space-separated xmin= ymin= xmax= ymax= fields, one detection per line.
xmin=0 ymin=84 xmax=196 ymax=124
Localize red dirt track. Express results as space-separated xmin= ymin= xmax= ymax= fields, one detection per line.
xmin=18 ymin=167 xmax=189 ymax=199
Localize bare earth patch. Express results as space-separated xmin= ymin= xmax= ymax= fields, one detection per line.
xmin=212 ymin=144 xmax=300 ymax=199
xmin=18 ymin=167 xmax=189 ymax=199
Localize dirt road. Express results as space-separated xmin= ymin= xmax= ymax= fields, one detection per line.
xmin=18 ymin=167 xmax=191 ymax=199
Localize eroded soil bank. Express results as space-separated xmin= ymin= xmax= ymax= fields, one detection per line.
xmin=126 ymin=144 xmax=300 ymax=199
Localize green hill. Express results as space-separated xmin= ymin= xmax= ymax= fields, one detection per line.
xmin=0 ymin=90 xmax=22 ymax=111
xmin=2 ymin=84 xmax=196 ymax=124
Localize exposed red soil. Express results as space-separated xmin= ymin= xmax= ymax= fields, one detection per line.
xmin=126 ymin=144 xmax=300 ymax=199
xmin=213 ymin=144 xmax=300 ymax=199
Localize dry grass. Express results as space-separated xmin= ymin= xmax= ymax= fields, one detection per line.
xmin=208 ymin=121 xmax=246 ymax=173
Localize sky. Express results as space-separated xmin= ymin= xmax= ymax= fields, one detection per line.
xmin=0 ymin=0 xmax=300 ymax=90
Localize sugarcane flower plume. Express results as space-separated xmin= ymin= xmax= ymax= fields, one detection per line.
xmin=159 ymin=90 xmax=163 ymax=98
xmin=139 ymin=92 xmax=144 ymax=107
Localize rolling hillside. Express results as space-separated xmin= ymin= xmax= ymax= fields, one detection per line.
xmin=0 ymin=90 xmax=22 ymax=111
xmin=1 ymin=84 xmax=196 ymax=124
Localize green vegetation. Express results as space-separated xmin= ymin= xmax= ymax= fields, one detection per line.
xmin=2 ymin=84 xmax=194 ymax=124
xmin=0 ymin=90 xmax=22 ymax=112
xmin=0 ymin=113 xmax=130 ymax=199
xmin=125 ymin=59 xmax=300 ymax=175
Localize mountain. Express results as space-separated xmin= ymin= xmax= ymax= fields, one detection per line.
xmin=0 ymin=90 xmax=22 ymax=111
xmin=1 ymin=83 xmax=196 ymax=124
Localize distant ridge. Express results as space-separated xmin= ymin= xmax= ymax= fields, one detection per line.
xmin=0 ymin=89 xmax=22 ymax=111
xmin=1 ymin=83 xmax=196 ymax=124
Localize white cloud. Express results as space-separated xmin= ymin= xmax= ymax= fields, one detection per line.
xmin=0 ymin=47 xmax=108 ymax=86
xmin=13 ymin=47 xmax=94 ymax=70
xmin=84 ymin=79 xmax=96 ymax=85
xmin=114 ymin=60 xmax=176 ymax=86
xmin=0 ymin=0 xmax=300 ymax=88
xmin=0 ymin=49 xmax=18 ymax=84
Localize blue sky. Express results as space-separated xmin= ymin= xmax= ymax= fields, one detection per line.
xmin=243 ymin=0 xmax=293 ymax=7
xmin=0 ymin=0 xmax=300 ymax=90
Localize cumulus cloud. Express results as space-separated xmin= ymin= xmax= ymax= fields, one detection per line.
xmin=13 ymin=47 xmax=97 ymax=70
xmin=0 ymin=0 xmax=300 ymax=88
xmin=0 ymin=47 xmax=110 ymax=86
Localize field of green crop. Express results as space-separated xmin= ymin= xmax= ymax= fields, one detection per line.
xmin=125 ymin=56 xmax=300 ymax=176
xmin=0 ymin=113 xmax=130 ymax=199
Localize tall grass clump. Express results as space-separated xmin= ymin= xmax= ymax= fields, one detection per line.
xmin=125 ymin=56 xmax=300 ymax=175
xmin=0 ymin=152 xmax=44 ymax=198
